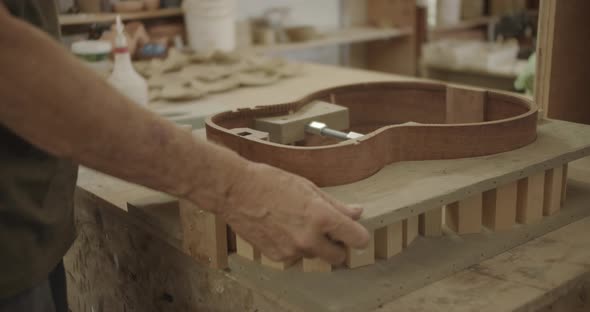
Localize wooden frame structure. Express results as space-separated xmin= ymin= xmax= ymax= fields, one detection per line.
xmin=206 ymin=82 xmax=537 ymax=186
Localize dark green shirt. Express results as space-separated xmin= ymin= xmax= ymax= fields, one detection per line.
xmin=1 ymin=0 xmax=78 ymax=299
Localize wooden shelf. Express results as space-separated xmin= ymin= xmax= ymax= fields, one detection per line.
xmin=246 ymin=26 xmax=413 ymax=54
xmin=430 ymin=16 xmax=498 ymax=34
xmin=59 ymin=8 xmax=183 ymax=26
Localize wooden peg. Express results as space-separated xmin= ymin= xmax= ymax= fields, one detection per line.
xmin=544 ymin=166 xmax=564 ymax=216
xmin=236 ymin=235 xmax=259 ymax=261
xmin=346 ymin=232 xmax=375 ymax=269
xmin=446 ymin=193 xmax=482 ymax=234
xmin=179 ymin=200 xmax=228 ymax=269
xmin=302 ymin=258 xmax=332 ymax=273
xmin=419 ymin=207 xmax=443 ymax=237
xmin=483 ymin=181 xmax=518 ymax=231
xmin=516 ymin=172 xmax=545 ymax=224
xmin=260 ymin=255 xmax=296 ymax=271
xmin=375 ymin=221 xmax=403 ymax=259
xmin=403 ymin=215 xmax=419 ymax=247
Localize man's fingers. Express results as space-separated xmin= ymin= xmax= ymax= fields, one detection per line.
xmin=308 ymin=236 xmax=347 ymax=265
xmin=324 ymin=213 xmax=370 ymax=249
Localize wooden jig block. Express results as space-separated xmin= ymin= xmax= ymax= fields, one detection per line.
xmin=445 ymin=85 xmax=486 ymax=124
xmin=235 ymin=235 xmax=259 ymax=261
xmin=544 ymin=166 xmax=564 ymax=216
xmin=482 ymin=181 xmax=518 ymax=231
xmin=403 ymin=215 xmax=419 ymax=247
xmin=516 ymin=172 xmax=545 ymax=224
xmin=228 ymin=127 xmax=269 ymax=141
xmin=375 ymin=221 xmax=403 ymax=259
xmin=302 ymin=258 xmax=332 ymax=273
xmin=254 ymin=101 xmax=349 ymax=144
xmin=419 ymin=207 xmax=442 ymax=237
xmin=346 ymin=232 xmax=375 ymax=269
xmin=179 ymin=200 xmax=228 ymax=269
xmin=446 ymin=194 xmax=482 ymax=234
xmin=260 ymin=255 xmax=296 ymax=271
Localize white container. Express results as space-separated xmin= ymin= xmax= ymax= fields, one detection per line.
xmin=71 ymin=40 xmax=112 ymax=77
xmin=183 ymin=0 xmax=236 ymax=52
xmin=436 ymin=0 xmax=461 ymax=26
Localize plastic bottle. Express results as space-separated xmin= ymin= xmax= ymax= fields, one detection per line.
xmin=108 ymin=16 xmax=148 ymax=106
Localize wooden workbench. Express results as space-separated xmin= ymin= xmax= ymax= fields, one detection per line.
xmin=65 ymin=64 xmax=590 ymax=311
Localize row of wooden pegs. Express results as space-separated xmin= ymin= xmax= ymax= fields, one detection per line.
xmin=232 ymin=164 xmax=569 ymax=272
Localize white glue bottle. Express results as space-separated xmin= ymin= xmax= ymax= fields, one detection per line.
xmin=108 ymin=16 xmax=148 ymax=106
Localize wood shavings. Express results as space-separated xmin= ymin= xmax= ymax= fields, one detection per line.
xmin=179 ymin=64 xmax=233 ymax=82
xmin=236 ymin=71 xmax=280 ymax=86
xmin=275 ymin=63 xmax=304 ymax=77
xmin=148 ymin=73 xmax=191 ymax=89
xmin=160 ymin=82 xmax=208 ymax=101
xmin=199 ymin=76 xmax=240 ymax=93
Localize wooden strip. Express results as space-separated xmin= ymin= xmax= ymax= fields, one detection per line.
xmin=445 ymin=85 xmax=486 ymax=124
xmin=179 ymin=200 xmax=228 ymax=269
xmin=419 ymin=207 xmax=442 ymax=237
xmin=544 ymin=166 xmax=564 ymax=216
xmin=375 ymin=221 xmax=403 ymax=259
xmin=236 ymin=235 xmax=259 ymax=261
xmin=516 ymin=172 xmax=545 ymax=224
xmin=445 ymin=194 xmax=482 ymax=234
xmin=302 ymin=258 xmax=332 ymax=273
xmin=482 ymin=181 xmax=518 ymax=231
xmin=260 ymin=255 xmax=296 ymax=271
xmin=403 ymin=215 xmax=419 ymax=247
xmin=346 ymin=231 xmax=375 ymax=269
xmin=561 ymin=163 xmax=569 ymax=207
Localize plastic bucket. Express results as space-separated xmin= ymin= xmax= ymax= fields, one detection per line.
xmin=183 ymin=0 xmax=236 ymax=52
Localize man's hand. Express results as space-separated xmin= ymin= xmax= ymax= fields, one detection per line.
xmin=221 ymin=163 xmax=370 ymax=264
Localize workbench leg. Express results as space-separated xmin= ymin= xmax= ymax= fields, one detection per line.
xmin=346 ymin=231 xmax=375 ymax=269
xmin=544 ymin=166 xmax=564 ymax=216
xmin=302 ymin=258 xmax=332 ymax=273
xmin=260 ymin=255 xmax=297 ymax=271
xmin=179 ymin=200 xmax=228 ymax=269
xmin=375 ymin=221 xmax=403 ymax=259
xmin=446 ymin=194 xmax=482 ymax=234
xmin=482 ymin=181 xmax=518 ymax=231
xmin=419 ymin=207 xmax=442 ymax=237
xmin=516 ymin=172 xmax=545 ymax=224
xmin=236 ymin=235 xmax=259 ymax=261
xmin=403 ymin=215 xmax=419 ymax=247
xmin=561 ymin=163 xmax=569 ymax=207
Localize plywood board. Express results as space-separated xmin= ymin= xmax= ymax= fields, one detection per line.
xmin=322 ymin=119 xmax=590 ymax=231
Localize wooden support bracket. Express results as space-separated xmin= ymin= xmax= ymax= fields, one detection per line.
xmin=544 ymin=166 xmax=564 ymax=216
xmin=302 ymin=258 xmax=332 ymax=273
xmin=419 ymin=207 xmax=442 ymax=237
xmin=516 ymin=172 xmax=545 ymax=224
xmin=561 ymin=163 xmax=569 ymax=207
xmin=446 ymin=194 xmax=483 ymax=234
xmin=375 ymin=221 xmax=403 ymax=259
xmin=483 ymin=181 xmax=518 ymax=231
xmin=403 ymin=215 xmax=419 ymax=247
xmin=346 ymin=232 xmax=375 ymax=269
xmin=236 ymin=235 xmax=259 ymax=261
xmin=179 ymin=200 xmax=228 ymax=269
xmin=260 ymin=255 xmax=297 ymax=271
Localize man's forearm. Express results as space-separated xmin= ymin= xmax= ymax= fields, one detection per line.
xmin=0 ymin=10 xmax=248 ymax=212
